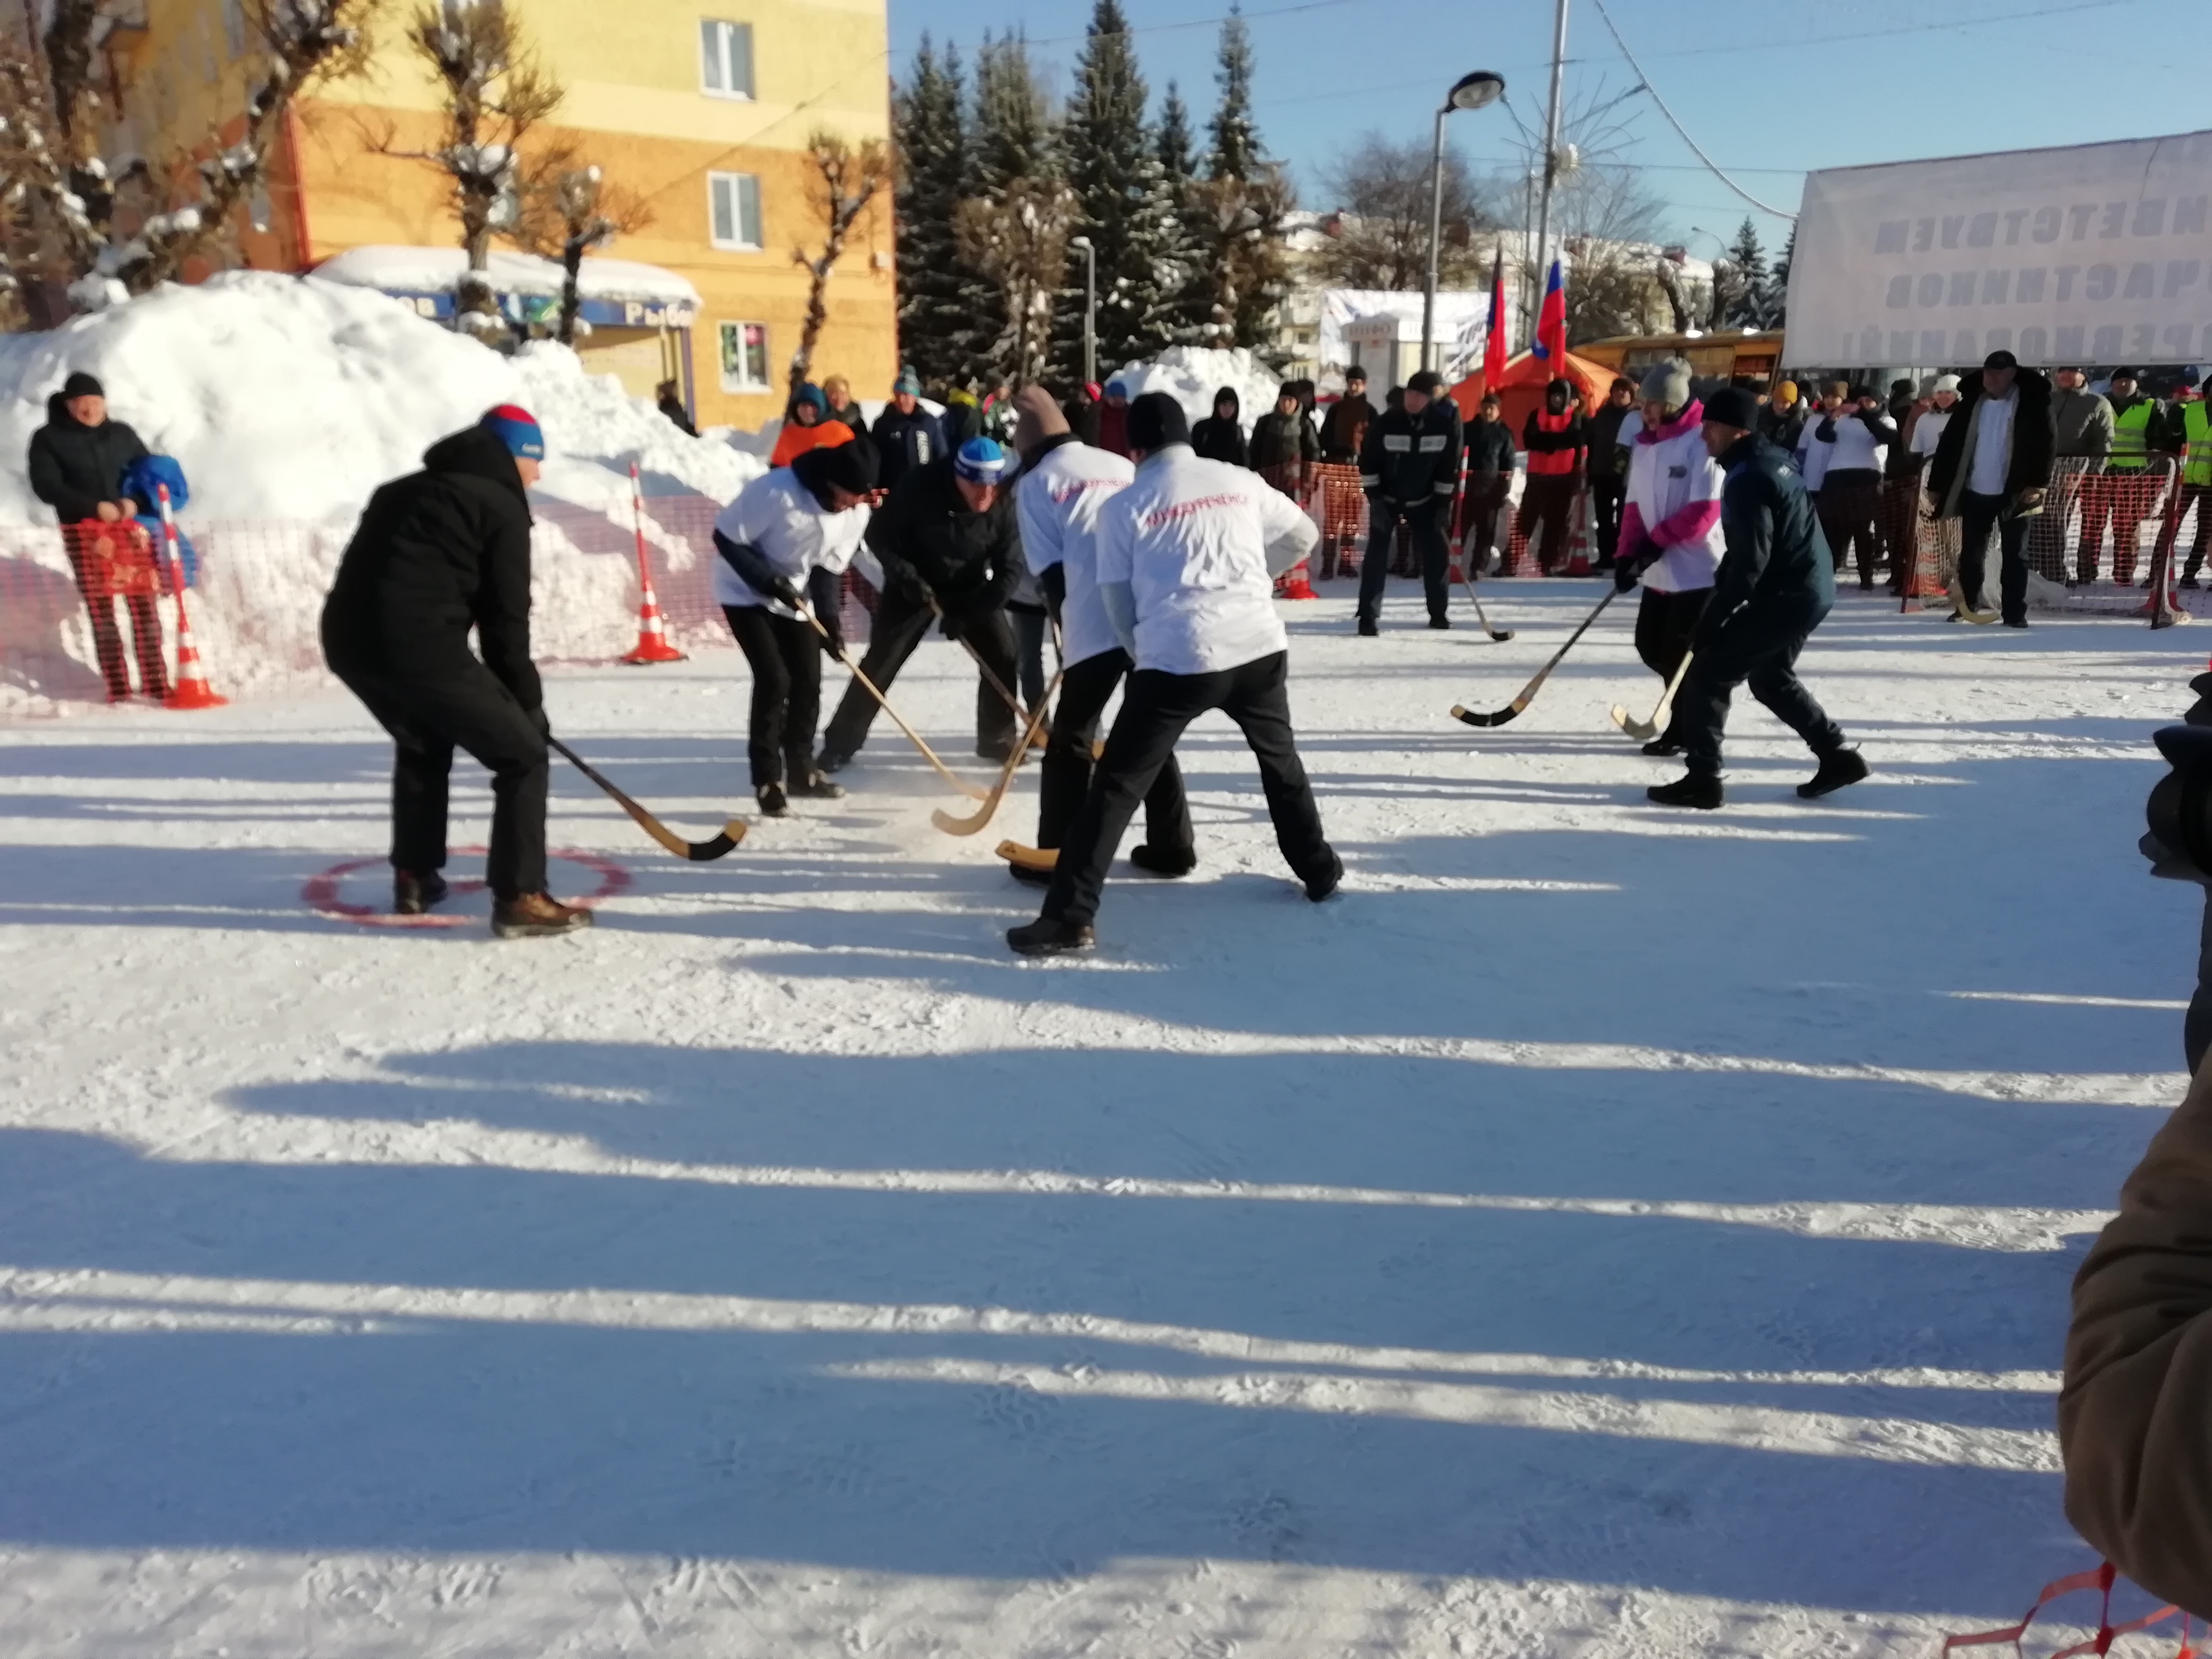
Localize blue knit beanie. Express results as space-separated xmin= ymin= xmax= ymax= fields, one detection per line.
xmin=479 ymin=404 xmax=545 ymax=460
xmin=952 ymin=435 xmax=1011 ymax=484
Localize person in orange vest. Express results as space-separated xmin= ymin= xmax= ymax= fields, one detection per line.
xmin=768 ymin=383 xmax=856 ymax=467
xmin=1516 ymin=377 xmax=1587 ymax=574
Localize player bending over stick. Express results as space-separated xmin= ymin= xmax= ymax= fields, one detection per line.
xmin=1646 ymin=387 xmax=1869 ymax=811
xmin=1007 ymin=392 xmax=1340 ymax=957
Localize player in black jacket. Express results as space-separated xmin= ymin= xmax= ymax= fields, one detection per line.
xmin=1356 ymin=368 xmax=1461 ymax=634
xmin=818 ymin=437 xmax=1024 ymax=768
xmin=321 ymin=406 xmax=590 ymax=937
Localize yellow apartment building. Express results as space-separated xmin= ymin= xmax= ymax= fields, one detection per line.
xmin=95 ymin=0 xmax=898 ymax=429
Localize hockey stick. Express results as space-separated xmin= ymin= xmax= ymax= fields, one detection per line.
xmin=795 ymin=601 xmax=991 ymax=801
xmin=549 ymin=735 xmax=745 ymax=860
xmin=995 ymin=840 xmax=1059 ymax=872
xmin=1612 ymin=650 xmax=1694 ymax=741
xmin=1451 ymin=586 xmax=1621 ymax=727
xmin=1946 ymin=575 xmax=1998 ymax=625
xmin=1454 ymin=543 xmax=1513 ymax=641
xmin=931 ymin=668 xmax=1063 ymax=836
xmin=931 ymin=597 xmax=1031 ymax=724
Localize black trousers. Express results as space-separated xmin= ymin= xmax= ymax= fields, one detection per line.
xmin=2157 ymin=482 xmax=2212 ymax=580
xmin=1010 ymin=602 xmax=1050 ymax=709
xmin=724 ymin=604 xmax=820 ymax=788
xmin=1633 ymin=585 xmax=1708 ymax=681
xmin=1591 ymin=475 xmax=1627 ymax=564
xmin=1816 ymin=474 xmax=1882 ymax=585
xmin=1358 ymin=498 xmax=1449 ymax=622
xmin=1515 ymin=474 xmax=1577 ymax=571
xmin=1674 ymin=596 xmax=1845 ymax=781
xmin=820 ymin=585 xmax=1019 ymax=759
xmin=1463 ymin=472 xmax=1509 ymax=561
xmin=1038 ymin=647 xmax=1192 ymax=852
xmin=65 ymin=538 xmax=168 ymax=701
xmin=1957 ymin=490 xmax=2029 ymax=624
xmin=1043 ymin=650 xmax=1333 ymax=927
xmin=324 ymin=631 xmax=549 ymax=900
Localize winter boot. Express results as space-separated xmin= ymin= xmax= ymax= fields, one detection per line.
xmin=1303 ymin=849 xmax=1344 ymax=902
xmin=1641 ymin=733 xmax=1683 ymax=758
xmin=816 ymin=748 xmax=854 ymax=774
xmin=491 ymin=892 xmax=595 ymax=940
xmin=977 ymin=736 xmax=1017 ymax=763
xmin=1647 ymin=773 xmax=1723 ymax=810
xmin=1797 ymin=748 xmax=1869 ymax=799
xmin=393 ymin=869 xmax=449 ymax=916
xmin=1009 ymin=860 xmax=1054 ymax=888
xmin=790 ymin=771 xmax=845 ymax=800
xmin=1129 ymin=843 xmax=1196 ymax=878
xmin=1428 ymin=613 xmax=1451 ymax=630
xmin=1007 ymin=915 xmax=1095 ymax=956
xmin=757 ymin=783 xmax=789 ymax=818
xmin=1356 ymin=615 xmax=1379 ymax=638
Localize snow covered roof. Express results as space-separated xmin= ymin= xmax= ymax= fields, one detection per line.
xmin=314 ymin=246 xmax=702 ymax=312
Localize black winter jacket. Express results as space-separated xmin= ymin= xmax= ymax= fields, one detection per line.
xmin=1927 ymin=367 xmax=2055 ymax=510
xmin=28 ymin=393 xmax=150 ymax=522
xmin=321 ymin=426 xmax=541 ymax=709
xmin=1361 ymin=399 xmax=1462 ymax=506
xmin=864 ymin=454 xmax=1020 ymax=620
xmin=871 ymin=404 xmax=945 ymax=493
xmin=1702 ymin=432 xmax=1836 ymax=642
xmin=1318 ymin=393 xmax=1375 ymax=463
xmin=1192 ymin=389 xmax=1249 ymax=467
xmin=1586 ymin=402 xmax=1636 ymax=481
xmin=1247 ymin=408 xmax=1318 ymax=473
xmin=1463 ymin=416 xmax=1516 ymax=475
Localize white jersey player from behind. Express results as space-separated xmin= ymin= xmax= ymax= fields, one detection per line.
xmin=1008 ymin=386 xmax=1193 ymax=886
xmin=1008 ymin=391 xmax=1340 ymax=956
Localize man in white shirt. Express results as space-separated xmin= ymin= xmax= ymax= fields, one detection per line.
xmin=1926 ymin=349 xmax=2054 ymax=628
xmin=1009 ymin=384 xmax=1192 ymax=881
xmin=1008 ymin=392 xmax=1339 ymax=956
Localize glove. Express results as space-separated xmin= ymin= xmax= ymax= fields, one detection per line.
xmin=530 ymin=704 xmax=551 ymax=739
xmin=1612 ymin=556 xmax=1644 ymax=593
xmin=768 ymin=575 xmax=803 ymax=610
xmin=938 ymin=606 xmax=970 ymax=639
xmin=819 ymin=625 xmax=846 ymax=660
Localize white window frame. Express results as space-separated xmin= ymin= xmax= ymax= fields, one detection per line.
xmin=707 ymin=171 xmax=763 ymax=252
xmin=699 ymin=19 xmax=753 ymax=100
xmin=719 ymin=321 xmax=772 ymax=393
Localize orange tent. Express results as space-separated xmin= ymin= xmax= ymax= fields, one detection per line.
xmin=1448 ymin=349 xmax=1616 ymax=435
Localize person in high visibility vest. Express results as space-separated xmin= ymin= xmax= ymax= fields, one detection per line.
xmin=2079 ymin=368 xmax=2170 ymax=585
xmin=2155 ymin=373 xmax=2212 ymax=587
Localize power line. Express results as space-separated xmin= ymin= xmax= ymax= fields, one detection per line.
xmin=1587 ymin=0 xmax=1797 ymax=220
xmin=1025 ymin=0 xmax=1366 ymax=47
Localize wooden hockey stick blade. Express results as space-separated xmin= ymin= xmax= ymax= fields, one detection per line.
xmin=800 ymin=605 xmax=990 ymax=800
xmin=932 ymin=669 xmax=1061 ymax=836
xmin=549 ymin=736 xmax=746 ymax=861
xmin=995 ymin=840 xmax=1059 ymax=872
xmin=1945 ymin=577 xmax=1998 ymax=624
xmin=1450 ymin=587 xmax=1618 ymax=728
xmin=1465 ymin=587 xmax=1514 ymax=642
xmin=1615 ymin=651 xmax=1695 ymax=740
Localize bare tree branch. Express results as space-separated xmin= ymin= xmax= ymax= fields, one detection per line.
xmin=788 ymin=128 xmax=890 ymax=393
xmin=510 ymin=160 xmax=652 ymax=345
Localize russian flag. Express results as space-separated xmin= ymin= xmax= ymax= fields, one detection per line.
xmin=1532 ymin=257 xmax=1567 ymax=365
xmin=1482 ymin=248 xmax=1507 ymax=385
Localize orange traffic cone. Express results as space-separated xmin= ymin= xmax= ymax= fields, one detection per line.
xmin=1563 ymin=489 xmax=1593 ymax=577
xmin=622 ymin=461 xmax=686 ymax=665
xmin=1275 ymin=559 xmax=1318 ymax=600
xmin=157 ymin=485 xmax=226 ymax=710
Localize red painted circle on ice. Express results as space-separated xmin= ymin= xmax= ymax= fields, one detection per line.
xmin=303 ymin=845 xmax=631 ymax=928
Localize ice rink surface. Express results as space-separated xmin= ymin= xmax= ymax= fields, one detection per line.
xmin=0 ymin=581 xmax=2199 ymax=1657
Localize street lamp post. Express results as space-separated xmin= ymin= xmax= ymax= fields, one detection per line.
xmin=1421 ymin=70 xmax=1506 ymax=375
xmin=1069 ymin=235 xmax=1097 ymax=387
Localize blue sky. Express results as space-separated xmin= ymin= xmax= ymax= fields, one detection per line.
xmin=886 ymin=0 xmax=2202 ymax=255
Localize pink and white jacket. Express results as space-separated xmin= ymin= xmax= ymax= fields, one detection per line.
xmin=1614 ymin=399 xmax=1724 ymax=594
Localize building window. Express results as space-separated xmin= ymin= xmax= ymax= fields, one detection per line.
xmin=708 ymin=172 xmax=763 ymax=250
xmin=700 ymin=20 xmax=753 ymax=99
xmin=719 ymin=322 xmax=770 ymax=392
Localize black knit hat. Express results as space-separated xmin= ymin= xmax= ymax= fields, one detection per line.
xmin=1407 ymin=369 xmax=1447 ymax=396
xmin=1983 ymin=349 xmax=2020 ymax=371
xmin=1704 ymin=387 xmax=1759 ymax=430
xmin=1127 ymin=390 xmax=1190 ymax=452
xmin=60 ymin=371 xmax=103 ymax=399
xmin=791 ymin=434 xmax=878 ymax=507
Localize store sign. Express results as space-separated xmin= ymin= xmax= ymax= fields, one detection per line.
xmin=1788 ymin=129 xmax=2212 ymax=367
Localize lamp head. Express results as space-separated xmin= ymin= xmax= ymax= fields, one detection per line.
xmin=1069 ymin=235 xmax=1092 ymax=252
xmin=1446 ymin=71 xmax=1505 ymax=112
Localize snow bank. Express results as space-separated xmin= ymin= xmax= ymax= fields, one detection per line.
xmin=1110 ymin=346 xmax=1289 ymax=431
xmin=0 ymin=274 xmax=766 ymax=715
xmin=315 ymin=246 xmax=701 ymax=308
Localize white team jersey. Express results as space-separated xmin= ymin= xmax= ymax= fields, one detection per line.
xmin=1093 ymin=445 xmax=1318 ymax=676
xmin=710 ymin=468 xmax=870 ymax=616
xmin=1015 ymin=438 xmax=1136 ymax=667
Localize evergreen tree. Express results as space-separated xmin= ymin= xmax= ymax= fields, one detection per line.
xmin=891 ymin=37 xmax=974 ymax=388
xmin=1722 ymin=216 xmax=1771 ymax=328
xmin=1768 ymin=224 xmax=1795 ymax=328
xmin=1157 ymin=80 xmax=1195 ymax=183
xmin=1154 ymin=79 xmax=1213 ymax=345
xmin=1047 ymin=0 xmax=1182 ymax=386
xmin=1206 ymin=5 xmax=1259 ymax=183
xmin=970 ymin=30 xmax=1054 ymax=195
xmin=965 ymin=31 xmax=1065 ymax=387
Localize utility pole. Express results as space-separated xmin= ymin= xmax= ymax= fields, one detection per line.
xmin=1532 ymin=0 xmax=1570 ymax=299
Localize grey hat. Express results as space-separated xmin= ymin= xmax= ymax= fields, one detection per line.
xmin=1639 ymin=359 xmax=1691 ymax=409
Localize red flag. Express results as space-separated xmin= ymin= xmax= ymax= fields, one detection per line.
xmin=1482 ymin=248 xmax=1507 ymax=386
xmin=1533 ymin=257 xmax=1567 ymax=366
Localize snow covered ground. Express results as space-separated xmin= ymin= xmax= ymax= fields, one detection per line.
xmin=0 ymin=582 xmax=2200 ymax=1657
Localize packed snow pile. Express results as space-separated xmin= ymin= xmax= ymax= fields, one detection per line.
xmin=0 ymin=274 xmax=765 ymax=714
xmin=314 ymin=245 xmax=702 ymax=312
xmin=1111 ymin=346 xmax=1289 ymax=431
